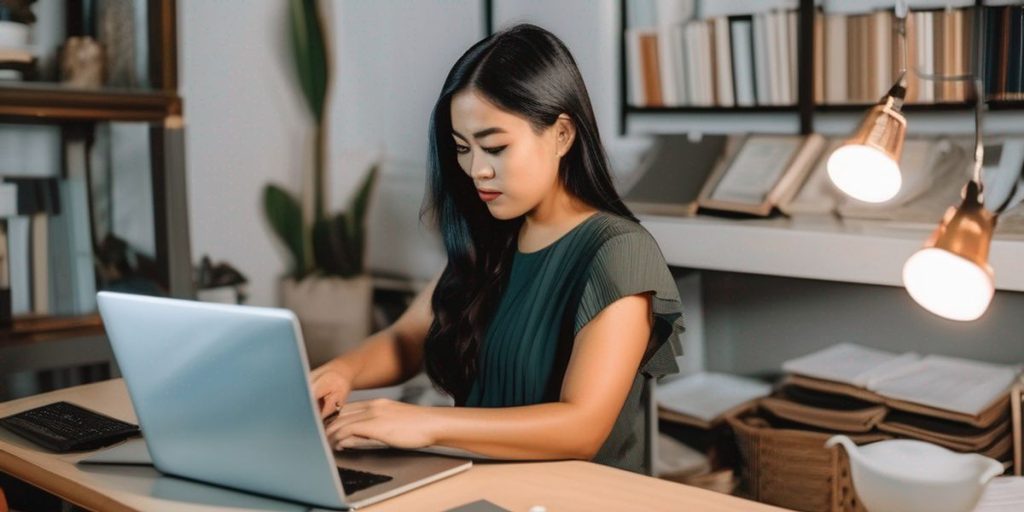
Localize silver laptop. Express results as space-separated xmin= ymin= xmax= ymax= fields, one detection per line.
xmin=94 ymin=291 xmax=471 ymax=510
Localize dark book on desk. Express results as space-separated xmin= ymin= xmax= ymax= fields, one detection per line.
xmin=0 ymin=401 xmax=140 ymax=453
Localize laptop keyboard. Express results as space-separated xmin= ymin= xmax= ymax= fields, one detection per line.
xmin=338 ymin=466 xmax=393 ymax=494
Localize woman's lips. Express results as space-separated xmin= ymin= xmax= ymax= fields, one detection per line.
xmin=477 ymin=190 xmax=502 ymax=202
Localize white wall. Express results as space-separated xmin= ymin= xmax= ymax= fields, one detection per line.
xmin=180 ymin=0 xmax=654 ymax=306
xmin=181 ymin=0 xmax=309 ymax=306
xmin=492 ymin=0 xmax=653 ymax=181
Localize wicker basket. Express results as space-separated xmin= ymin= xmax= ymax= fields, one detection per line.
xmin=727 ymin=411 xmax=868 ymax=512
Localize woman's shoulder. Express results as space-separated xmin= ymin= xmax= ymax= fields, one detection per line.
xmin=588 ymin=210 xmax=658 ymax=247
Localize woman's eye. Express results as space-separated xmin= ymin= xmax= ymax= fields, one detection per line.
xmin=455 ymin=145 xmax=469 ymax=155
xmin=484 ymin=146 xmax=506 ymax=155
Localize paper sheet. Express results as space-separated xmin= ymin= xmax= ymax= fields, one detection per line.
xmin=781 ymin=343 xmax=921 ymax=387
xmin=657 ymin=372 xmax=772 ymax=422
xmin=973 ymin=476 xmax=1024 ymax=512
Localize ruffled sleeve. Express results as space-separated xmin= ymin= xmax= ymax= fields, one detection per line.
xmin=572 ymin=230 xmax=685 ymax=379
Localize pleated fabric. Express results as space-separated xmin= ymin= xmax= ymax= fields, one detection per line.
xmin=462 ymin=210 xmax=685 ymax=473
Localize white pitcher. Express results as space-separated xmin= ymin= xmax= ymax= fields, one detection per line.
xmin=825 ymin=435 xmax=1004 ymax=512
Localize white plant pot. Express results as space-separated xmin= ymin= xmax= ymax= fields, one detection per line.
xmin=281 ymin=274 xmax=373 ymax=368
xmin=0 ymin=21 xmax=29 ymax=49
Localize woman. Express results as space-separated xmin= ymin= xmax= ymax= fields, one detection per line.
xmin=310 ymin=23 xmax=683 ymax=475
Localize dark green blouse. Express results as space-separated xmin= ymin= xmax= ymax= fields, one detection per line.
xmin=463 ymin=211 xmax=685 ymax=474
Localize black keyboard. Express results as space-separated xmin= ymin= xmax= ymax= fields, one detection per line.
xmin=337 ymin=466 xmax=393 ymax=494
xmin=0 ymin=401 xmax=141 ymax=453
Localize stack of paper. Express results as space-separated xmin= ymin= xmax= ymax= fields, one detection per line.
xmin=776 ymin=343 xmax=1020 ymax=462
xmin=657 ymin=372 xmax=772 ymax=429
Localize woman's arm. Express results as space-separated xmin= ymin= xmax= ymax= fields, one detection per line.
xmin=328 ymin=292 xmax=653 ymax=460
xmin=311 ymin=270 xmax=440 ymax=390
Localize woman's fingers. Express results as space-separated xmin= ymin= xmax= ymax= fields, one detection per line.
xmin=320 ymin=392 xmax=350 ymax=419
xmin=324 ymin=408 xmax=373 ymax=441
xmin=340 ymin=436 xmax=389 ymax=450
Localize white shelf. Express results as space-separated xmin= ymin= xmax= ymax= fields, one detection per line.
xmin=814 ymin=110 xmax=1024 ymax=137
xmin=626 ymin=110 xmax=802 ymax=135
xmin=625 ymin=109 xmax=1024 ymax=137
xmin=640 ymin=214 xmax=1024 ymax=292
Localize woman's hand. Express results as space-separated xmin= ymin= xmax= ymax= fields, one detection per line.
xmin=310 ymin=362 xmax=355 ymax=420
xmin=324 ymin=399 xmax=437 ymax=451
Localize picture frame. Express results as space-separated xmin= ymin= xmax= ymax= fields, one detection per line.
xmin=697 ymin=133 xmax=825 ymax=216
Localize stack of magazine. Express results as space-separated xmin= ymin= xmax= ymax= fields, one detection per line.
xmin=655 ymin=372 xmax=773 ymax=495
xmin=768 ymin=343 xmax=1020 ymax=466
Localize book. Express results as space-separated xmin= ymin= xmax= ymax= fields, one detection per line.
xmin=713 ymin=17 xmax=734 ymax=107
xmin=0 ymin=182 xmax=16 ymax=217
xmin=30 ymin=213 xmax=48 ymax=315
xmin=813 ymin=10 xmax=824 ymax=104
xmin=657 ymin=372 xmax=772 ymax=429
xmin=752 ymin=13 xmax=770 ymax=105
xmin=879 ymin=410 xmax=1011 ymax=453
xmin=0 ymin=48 xmax=32 ymax=64
xmin=639 ymin=31 xmax=664 ymax=106
xmin=919 ymin=11 xmax=936 ymax=103
xmin=786 ymin=10 xmax=798 ymax=103
xmin=698 ymin=133 xmax=826 ymax=216
xmin=657 ymin=24 xmax=681 ymax=106
xmin=729 ymin=17 xmax=756 ymax=106
xmin=777 ymin=136 xmax=844 ymax=215
xmin=824 ymin=13 xmax=848 ymax=104
xmin=782 ymin=344 xmax=1021 ymax=428
xmin=782 ymin=343 xmax=923 ymax=388
xmin=760 ymin=385 xmax=888 ymax=433
xmin=974 ymin=476 xmax=1024 ymax=511
xmin=621 ymin=134 xmax=729 ymax=217
xmin=7 ymin=216 xmax=30 ymax=315
xmin=836 ymin=137 xmax=971 ymax=225
xmin=0 ymin=219 xmax=8 ymax=326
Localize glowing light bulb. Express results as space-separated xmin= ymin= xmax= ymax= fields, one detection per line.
xmin=902 ymin=247 xmax=994 ymax=322
xmin=827 ymin=144 xmax=903 ymax=203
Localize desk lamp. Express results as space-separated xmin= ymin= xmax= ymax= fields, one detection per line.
xmin=827 ymin=2 xmax=1024 ymax=321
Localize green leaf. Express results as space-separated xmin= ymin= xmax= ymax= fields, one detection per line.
xmin=311 ymin=216 xmax=337 ymax=275
xmin=289 ymin=0 xmax=330 ymax=121
xmin=348 ymin=164 xmax=379 ymax=272
xmin=263 ymin=184 xmax=306 ymax=278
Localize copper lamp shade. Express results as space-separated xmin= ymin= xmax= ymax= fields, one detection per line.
xmin=844 ymin=101 xmax=907 ymax=166
xmin=827 ymin=97 xmax=908 ymax=203
xmin=902 ymin=181 xmax=998 ymax=321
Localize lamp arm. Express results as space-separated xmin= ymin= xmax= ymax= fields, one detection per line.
xmin=993 ymin=166 xmax=1024 ymax=215
xmin=894 ymin=3 xmax=987 ymax=193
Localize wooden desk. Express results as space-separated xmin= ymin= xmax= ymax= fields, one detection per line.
xmin=0 ymin=379 xmax=788 ymax=511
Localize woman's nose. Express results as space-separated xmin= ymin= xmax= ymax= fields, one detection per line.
xmin=471 ymin=161 xmax=495 ymax=180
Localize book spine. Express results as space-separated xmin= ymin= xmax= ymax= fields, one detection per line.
xmin=714 ymin=16 xmax=735 ymax=107
xmin=639 ymin=32 xmax=664 ymax=106
xmin=825 ymin=13 xmax=847 ymax=104
xmin=753 ymin=13 xmax=770 ymax=105
xmin=814 ymin=9 xmax=825 ymax=104
xmin=730 ymin=17 xmax=756 ymax=106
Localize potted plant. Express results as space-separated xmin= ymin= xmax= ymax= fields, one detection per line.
xmin=264 ymin=0 xmax=379 ymax=367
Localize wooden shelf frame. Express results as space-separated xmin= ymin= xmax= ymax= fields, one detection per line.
xmin=0 ymin=83 xmax=180 ymax=123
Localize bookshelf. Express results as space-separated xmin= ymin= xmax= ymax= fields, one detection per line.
xmin=620 ymin=0 xmax=1024 ymax=136
xmin=0 ymin=0 xmax=191 ymax=396
xmin=620 ymin=0 xmax=1024 ymax=289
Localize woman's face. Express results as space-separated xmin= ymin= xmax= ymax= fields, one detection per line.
xmin=449 ymin=88 xmax=574 ymax=220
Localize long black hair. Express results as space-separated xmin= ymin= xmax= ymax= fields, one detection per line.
xmin=421 ymin=23 xmax=636 ymax=405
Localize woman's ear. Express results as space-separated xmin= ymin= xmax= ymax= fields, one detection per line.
xmin=554 ymin=114 xmax=576 ymax=158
